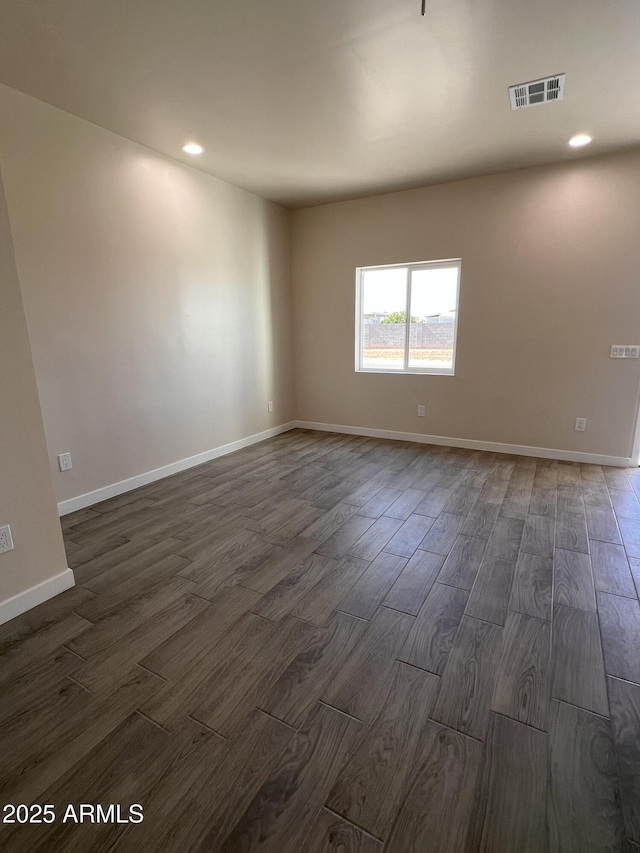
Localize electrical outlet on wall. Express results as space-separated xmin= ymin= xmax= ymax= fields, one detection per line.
xmin=417 ymin=405 xmax=426 ymax=417
xmin=58 ymin=452 xmax=73 ymax=471
xmin=0 ymin=525 xmax=14 ymax=555
xmin=268 ymin=401 xmax=274 ymax=413
xmin=575 ymin=418 xmax=587 ymax=432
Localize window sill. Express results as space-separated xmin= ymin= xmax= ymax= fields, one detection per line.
xmin=356 ymin=368 xmax=455 ymax=376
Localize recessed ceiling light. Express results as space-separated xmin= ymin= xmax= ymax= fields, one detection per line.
xmin=568 ymin=133 xmax=593 ymax=148
xmin=182 ymin=142 xmax=204 ymax=155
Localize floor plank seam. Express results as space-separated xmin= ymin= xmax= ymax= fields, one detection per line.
xmin=66 ymin=673 xmax=95 ymax=694
xmin=594 ymin=587 xmax=639 ymax=603
xmin=552 ymin=696 xmax=611 ymax=721
xmin=62 ymin=643 xmax=88 ymax=661
xmin=247 ymin=611 xmax=279 ymax=623
xmin=135 ymin=709 xmax=172 ymax=734
xmin=71 ymin=610 xmax=97 ymax=626
xmin=491 ymin=709 xmax=549 ymax=735
xmin=380 ymin=603 xmax=420 ymax=617
xmin=395 ymin=658 xmax=440 ymax=677
xmin=136 ymin=662 xmax=168 ymax=682
xmin=379 ymin=604 xmax=416 ymax=619
xmin=321 ymin=805 xmax=385 ymax=844
xmin=333 ymin=609 xmax=372 ymax=622
xmin=425 ymin=716 xmax=484 ymax=743
xmin=253 ymin=707 xmax=299 ymax=731
xmin=73 ymin=613 xmax=97 ymax=628
xmin=552 ymin=600 xmax=598 ymax=616
xmin=434 ymin=577 xmax=471 ymax=593
xmin=508 ymin=605 xmax=552 ymax=623
xmin=288 ymin=613 xmax=321 ymax=626
xmin=317 ymin=700 xmax=363 ymax=723
xmin=607 ymin=673 xmax=640 ymax=690
xmin=184 ymin=591 xmax=218 ymax=605
xmin=462 ymin=612 xmax=507 ymax=630
xmin=593 ymin=591 xmax=615 ymax=722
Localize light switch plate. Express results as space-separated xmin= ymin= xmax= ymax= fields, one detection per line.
xmin=611 ymin=345 xmax=639 ymax=359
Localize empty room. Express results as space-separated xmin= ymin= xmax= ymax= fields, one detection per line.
xmin=2 ymin=0 xmax=640 ymax=851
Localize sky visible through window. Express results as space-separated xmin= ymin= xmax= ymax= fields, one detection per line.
xmin=362 ymin=265 xmax=458 ymax=319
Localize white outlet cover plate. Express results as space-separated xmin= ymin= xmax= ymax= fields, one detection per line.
xmin=58 ymin=452 xmax=73 ymax=471
xmin=0 ymin=524 xmax=14 ymax=554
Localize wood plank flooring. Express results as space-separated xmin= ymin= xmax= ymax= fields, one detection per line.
xmin=1 ymin=429 xmax=639 ymax=850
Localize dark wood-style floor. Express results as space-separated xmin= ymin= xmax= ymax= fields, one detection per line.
xmin=2 ymin=429 xmax=640 ymax=852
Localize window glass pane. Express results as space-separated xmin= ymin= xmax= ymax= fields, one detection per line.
xmin=361 ymin=267 xmax=406 ymax=370
xmin=408 ymin=266 xmax=458 ymax=370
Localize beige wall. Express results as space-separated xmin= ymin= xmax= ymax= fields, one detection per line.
xmin=0 ymin=85 xmax=294 ymax=504
xmin=0 ymin=166 xmax=68 ymax=602
xmin=292 ymin=151 xmax=640 ymax=460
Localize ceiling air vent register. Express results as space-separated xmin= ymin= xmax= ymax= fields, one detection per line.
xmin=509 ymin=74 xmax=565 ymax=110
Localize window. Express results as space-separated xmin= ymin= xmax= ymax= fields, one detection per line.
xmin=355 ymin=259 xmax=461 ymax=375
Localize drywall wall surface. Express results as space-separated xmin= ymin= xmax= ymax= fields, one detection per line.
xmin=0 ymin=84 xmax=294 ymax=502
xmin=0 ymin=166 xmax=68 ymax=602
xmin=291 ymin=150 xmax=640 ymax=458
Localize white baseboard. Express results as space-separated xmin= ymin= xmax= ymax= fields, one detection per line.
xmin=0 ymin=568 xmax=75 ymax=627
xmin=294 ymin=421 xmax=632 ymax=468
xmin=58 ymin=416 xmax=632 ymax=517
xmin=58 ymin=422 xmax=297 ymax=516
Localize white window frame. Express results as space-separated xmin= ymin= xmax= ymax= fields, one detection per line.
xmin=355 ymin=259 xmax=461 ymax=376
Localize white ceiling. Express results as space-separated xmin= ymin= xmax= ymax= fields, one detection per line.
xmin=0 ymin=0 xmax=638 ymax=207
